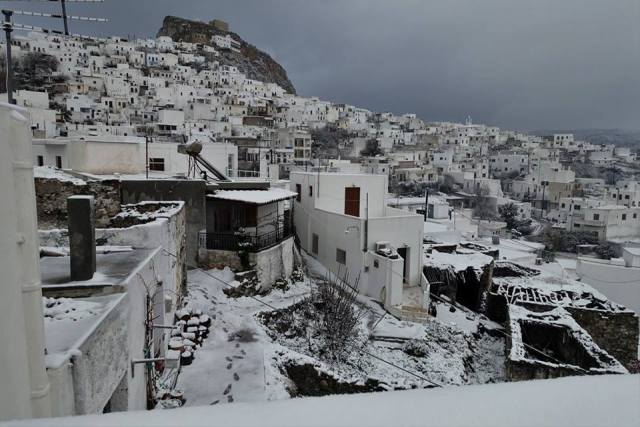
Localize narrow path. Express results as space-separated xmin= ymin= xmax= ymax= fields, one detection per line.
xmin=175 ymin=269 xmax=267 ymax=407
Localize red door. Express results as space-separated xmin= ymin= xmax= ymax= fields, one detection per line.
xmin=344 ymin=187 xmax=360 ymax=217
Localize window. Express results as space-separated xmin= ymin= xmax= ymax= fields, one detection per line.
xmin=309 ymin=185 xmax=313 ymax=197
xmin=37 ymin=155 xmax=44 ymax=166
xmin=593 ymin=214 xmax=600 ymax=221
xmin=574 ymin=223 xmax=581 ymax=228
xmin=634 ymin=213 xmax=637 ymax=219
xmin=561 ymin=203 xmax=566 ymax=209
xmin=574 ymin=205 xmax=581 ymax=210
xmin=312 ymin=234 xmax=319 ymax=254
xmin=55 ymin=156 xmax=62 ymax=169
xmin=622 ymin=214 xmax=627 ymax=221
xmin=373 ymin=259 xmax=379 ymax=268
xmin=336 ymin=248 xmax=346 ymax=265
xmin=295 ymin=184 xmax=301 ymax=202
xmin=149 ymin=158 xmax=165 ymax=171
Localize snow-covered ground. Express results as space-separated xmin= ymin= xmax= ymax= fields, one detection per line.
xmin=172 ymin=261 xmax=506 ymax=408
xmin=175 ymin=267 xmax=311 ymax=406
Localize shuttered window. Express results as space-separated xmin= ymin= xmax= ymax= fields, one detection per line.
xmin=344 ymin=187 xmax=360 ymax=217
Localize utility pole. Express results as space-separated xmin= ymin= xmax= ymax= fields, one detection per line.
xmin=2 ymin=9 xmax=14 ymax=105
xmin=60 ymin=0 xmax=69 ymax=35
xmin=423 ymin=188 xmax=429 ymax=221
xmin=145 ymin=135 xmax=150 ymax=179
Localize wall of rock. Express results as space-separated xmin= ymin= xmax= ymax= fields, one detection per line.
xmin=35 ymin=178 xmax=121 ymax=229
xmin=566 ymin=307 xmax=639 ymax=371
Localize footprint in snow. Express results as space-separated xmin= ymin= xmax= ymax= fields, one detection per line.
xmin=223 ymin=384 xmax=232 ymax=395
xmin=233 ymin=372 xmax=240 ymax=381
xmin=240 ymin=349 xmax=246 ymax=355
xmin=227 ymin=395 xmax=234 ymax=403
xmin=235 ymin=343 xmax=240 ymax=348
xmin=222 ymin=327 xmax=228 ymax=333
xmin=225 ymin=356 xmax=232 ymax=362
xmin=210 ymin=400 xmax=219 ymax=405
xmin=226 ymin=363 xmax=232 ymax=370
xmin=233 ymin=355 xmax=243 ymax=360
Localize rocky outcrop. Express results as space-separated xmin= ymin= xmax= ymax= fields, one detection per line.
xmin=157 ymin=16 xmax=296 ymax=94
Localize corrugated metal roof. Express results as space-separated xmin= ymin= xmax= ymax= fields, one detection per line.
xmin=208 ymin=188 xmax=297 ymax=205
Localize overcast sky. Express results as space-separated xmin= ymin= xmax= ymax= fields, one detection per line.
xmin=7 ymin=0 xmax=639 ymax=131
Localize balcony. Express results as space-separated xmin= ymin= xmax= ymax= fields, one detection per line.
xmin=198 ymin=225 xmax=292 ymax=252
xmin=573 ymin=218 xmax=605 ymax=227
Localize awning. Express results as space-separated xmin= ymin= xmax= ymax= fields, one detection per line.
xmin=208 ymin=188 xmax=297 ymax=205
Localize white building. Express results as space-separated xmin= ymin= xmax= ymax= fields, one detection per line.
xmin=291 ymin=172 xmax=425 ymax=308
xmin=32 ymin=136 xmax=237 ymax=177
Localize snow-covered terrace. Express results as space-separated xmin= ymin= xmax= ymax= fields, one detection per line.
xmin=4 ymin=374 xmax=638 ymax=427
xmin=40 ymin=249 xmax=156 ymax=291
xmin=43 ymin=294 xmax=125 ymax=369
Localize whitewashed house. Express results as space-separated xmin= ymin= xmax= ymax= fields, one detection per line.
xmin=291 ymin=171 xmax=425 ymax=307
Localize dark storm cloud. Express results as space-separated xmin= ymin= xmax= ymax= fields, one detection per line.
xmin=6 ymin=0 xmax=638 ymax=130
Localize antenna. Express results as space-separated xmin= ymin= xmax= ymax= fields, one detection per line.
xmin=11 ymin=10 xmax=108 ymax=23
xmin=11 ymin=22 xmax=96 ymax=38
xmin=2 ymin=9 xmax=14 ymax=104
xmin=1 ymin=0 xmax=106 ymax=35
xmin=1 ymin=0 xmax=105 ymax=101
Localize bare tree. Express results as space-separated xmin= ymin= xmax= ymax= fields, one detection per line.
xmin=473 ymin=185 xmax=497 ymax=220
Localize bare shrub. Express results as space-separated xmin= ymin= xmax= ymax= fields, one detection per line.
xmin=301 ymin=270 xmax=367 ymax=362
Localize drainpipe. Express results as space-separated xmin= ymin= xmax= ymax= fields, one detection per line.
xmin=0 ymin=103 xmax=51 ymax=419
xmin=363 ymin=193 xmax=368 ymax=252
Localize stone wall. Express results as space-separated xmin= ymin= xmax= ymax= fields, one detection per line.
xmin=566 ymin=307 xmax=639 ymax=370
xmin=493 ymin=296 xmax=639 ymax=371
xmin=198 ymin=248 xmax=243 ymax=271
xmin=197 ymin=237 xmax=295 ymax=288
xmin=35 ymin=178 xmax=121 ymax=229
xmin=506 ymin=359 xmax=583 ymax=382
xmin=425 ymin=262 xmax=494 ymax=312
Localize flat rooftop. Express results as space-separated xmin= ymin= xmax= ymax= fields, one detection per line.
xmin=40 ymin=249 xmax=155 ymax=288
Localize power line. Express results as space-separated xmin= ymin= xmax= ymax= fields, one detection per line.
xmin=160 ymin=247 xmax=443 ymax=387
xmin=292 ymin=192 xmax=599 ymax=374
xmin=10 ymin=10 xmax=108 ymax=22
xmin=0 ymin=0 xmax=104 ymax=3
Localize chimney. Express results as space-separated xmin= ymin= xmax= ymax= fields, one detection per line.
xmin=68 ymin=195 xmax=96 ymax=281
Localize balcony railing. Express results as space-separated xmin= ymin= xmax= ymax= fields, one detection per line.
xmin=199 ymin=225 xmax=292 ymax=252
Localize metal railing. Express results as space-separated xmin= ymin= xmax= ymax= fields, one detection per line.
xmin=199 ymin=225 xmax=292 ymax=252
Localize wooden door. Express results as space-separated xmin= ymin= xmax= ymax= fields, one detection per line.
xmin=344 ymin=187 xmax=360 ymax=217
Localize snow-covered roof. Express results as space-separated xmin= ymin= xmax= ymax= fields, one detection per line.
xmin=7 ymin=375 xmax=639 ymax=427
xmin=423 ymin=249 xmax=493 ymax=273
xmin=33 ymin=166 xmax=86 ymax=185
xmin=209 ymin=188 xmax=297 ymax=205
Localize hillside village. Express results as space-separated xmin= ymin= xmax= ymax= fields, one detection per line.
xmin=0 ymin=15 xmax=639 ymax=424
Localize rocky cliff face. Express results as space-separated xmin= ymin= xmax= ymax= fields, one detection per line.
xmin=157 ymin=16 xmax=296 ymax=94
